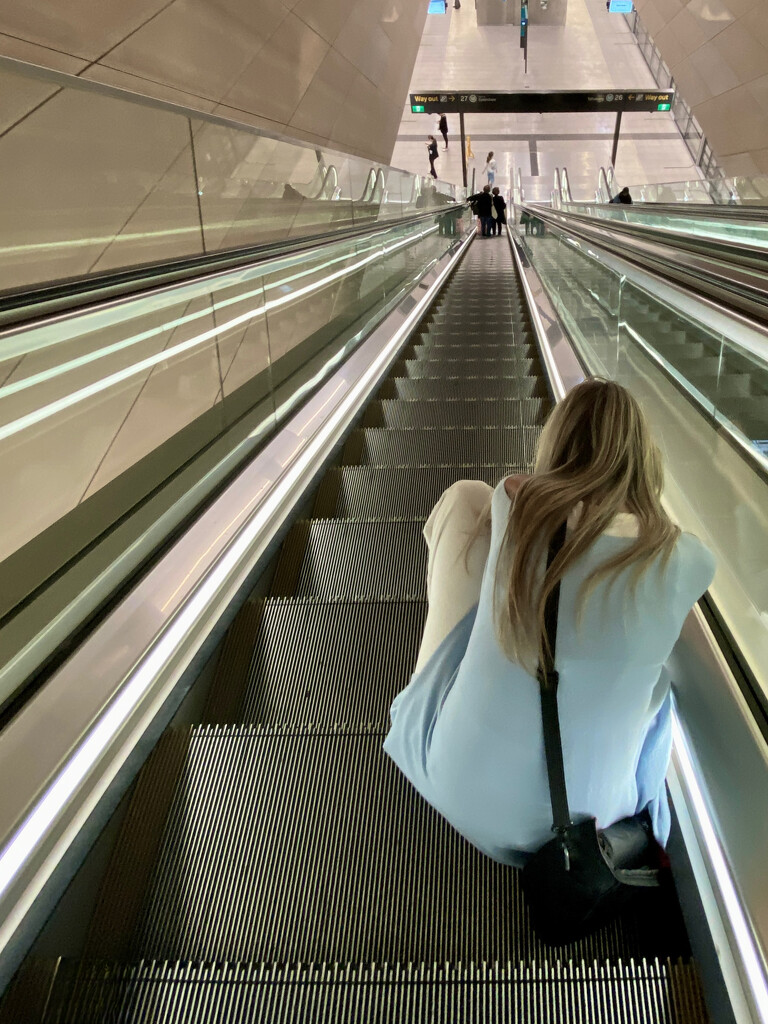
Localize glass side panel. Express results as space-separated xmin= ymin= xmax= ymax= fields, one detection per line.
xmin=519 ymin=215 xmax=768 ymax=701
xmin=0 ymin=60 xmax=464 ymax=293
xmin=561 ymin=201 xmax=768 ymax=251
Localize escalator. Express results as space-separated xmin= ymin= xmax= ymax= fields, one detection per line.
xmin=0 ymin=240 xmax=710 ymax=1022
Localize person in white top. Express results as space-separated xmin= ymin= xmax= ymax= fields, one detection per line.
xmin=483 ymin=152 xmax=497 ymax=186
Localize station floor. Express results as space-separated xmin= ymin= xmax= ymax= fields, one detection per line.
xmin=390 ymin=2 xmax=700 ymax=199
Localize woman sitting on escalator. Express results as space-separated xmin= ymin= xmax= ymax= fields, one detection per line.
xmin=383 ymin=378 xmax=714 ymax=866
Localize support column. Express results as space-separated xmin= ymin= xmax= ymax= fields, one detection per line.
xmin=611 ymin=110 xmax=622 ymax=169
xmin=459 ymin=112 xmax=468 ymax=189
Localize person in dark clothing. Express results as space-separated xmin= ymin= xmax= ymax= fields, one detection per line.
xmin=491 ymin=187 xmax=507 ymax=236
xmin=468 ymin=184 xmax=494 ymax=236
xmin=610 ymin=186 xmax=633 ymax=205
xmin=438 ymin=114 xmax=449 ymax=149
xmin=427 ymin=136 xmax=439 ymax=178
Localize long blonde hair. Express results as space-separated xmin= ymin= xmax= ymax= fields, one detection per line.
xmin=495 ymin=379 xmax=680 ymax=671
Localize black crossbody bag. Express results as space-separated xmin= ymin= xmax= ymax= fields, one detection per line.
xmin=520 ymin=522 xmax=663 ymax=946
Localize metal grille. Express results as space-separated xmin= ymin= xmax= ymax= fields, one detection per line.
xmin=47 ymin=958 xmax=709 ymax=1024
xmin=313 ymin=466 xmax=513 ymax=519
xmin=237 ymin=598 xmax=426 ymax=726
xmin=343 ymin=427 xmax=540 ymax=467
xmin=135 ymin=726 xmax=675 ymax=966
xmin=396 ymin=358 xmax=536 ymax=378
xmin=378 ymin=377 xmax=547 ymax=400
xmin=270 ymin=519 xmax=428 ymax=598
xmin=363 ymin=399 xmax=546 ymax=430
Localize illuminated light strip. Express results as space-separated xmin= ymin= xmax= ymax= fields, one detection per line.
xmin=0 ymin=227 xmax=435 ymax=443
xmin=0 ymin=226 xmax=469 ymax=925
xmin=671 ymin=713 xmax=768 ymax=1023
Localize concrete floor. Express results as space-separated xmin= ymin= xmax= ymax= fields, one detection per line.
xmin=390 ymin=2 xmax=700 ymax=200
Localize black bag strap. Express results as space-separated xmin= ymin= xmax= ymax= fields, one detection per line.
xmin=536 ymin=520 xmax=572 ymax=833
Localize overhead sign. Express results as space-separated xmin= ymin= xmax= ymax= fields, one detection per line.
xmin=410 ymin=90 xmax=675 ymax=114
xmin=608 ymin=0 xmax=634 ymax=10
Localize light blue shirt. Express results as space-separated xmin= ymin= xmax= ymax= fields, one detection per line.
xmin=383 ymin=481 xmax=716 ymax=867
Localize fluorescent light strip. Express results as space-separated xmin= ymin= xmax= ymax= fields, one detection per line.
xmin=0 ymin=227 xmax=434 ymax=442
xmin=671 ymin=713 xmax=768 ymax=1023
xmin=0 ymin=228 xmax=461 ymax=912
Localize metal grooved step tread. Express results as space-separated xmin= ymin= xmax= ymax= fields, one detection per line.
xmin=363 ymin=399 xmax=547 ymax=429
xmin=43 ymin=958 xmax=708 ymax=1024
xmin=238 ymin=599 xmax=426 ymax=726
xmin=397 ymin=358 xmax=536 ymax=378
xmin=413 ymin=337 xmax=537 ymax=351
xmin=378 ymin=377 xmax=548 ymax=400
xmin=342 ymin=427 xmax=540 ymax=466
xmin=270 ymin=520 xmax=428 ymax=598
xmin=313 ymin=466 xmax=512 ymax=518
xmin=134 ymin=727 xmax=680 ymax=966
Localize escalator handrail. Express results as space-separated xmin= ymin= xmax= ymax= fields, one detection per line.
xmin=0 ymin=205 xmax=469 ymax=333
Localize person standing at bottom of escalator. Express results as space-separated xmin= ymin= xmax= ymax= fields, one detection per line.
xmin=438 ymin=114 xmax=449 ymax=150
xmin=468 ymin=184 xmax=494 ymax=236
xmin=427 ymin=136 xmax=439 ymax=179
xmin=483 ymin=152 xmax=497 ymax=186
xmin=492 ymin=187 xmax=507 ymax=236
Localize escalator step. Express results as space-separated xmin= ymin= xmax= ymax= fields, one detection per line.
xmin=132 ymin=726 xmax=677 ymax=966
xmin=413 ymin=341 xmax=538 ymax=356
xmin=238 ymin=598 xmax=424 ymax=726
xmin=363 ymin=398 xmax=546 ymax=429
xmin=313 ymin=466 xmax=508 ymax=518
xmin=378 ymin=377 xmax=547 ymax=400
xmin=45 ymin=957 xmax=708 ymax=1024
xmin=394 ymin=358 xmax=536 ymax=378
xmin=342 ymin=427 xmax=539 ymax=467
xmin=271 ymin=520 xmax=427 ymax=598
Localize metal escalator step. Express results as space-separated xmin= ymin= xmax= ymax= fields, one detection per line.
xmin=396 ymin=359 xmax=535 ymax=378
xmin=46 ymin=957 xmax=709 ymax=1023
xmin=363 ymin=399 xmax=547 ymax=429
xmin=271 ymin=520 xmax=427 ymax=598
xmin=132 ymin=726 xmax=681 ymax=965
xmin=414 ymin=341 xmax=537 ymax=355
xmin=313 ymin=466 xmax=508 ymax=518
xmin=378 ymin=376 xmax=548 ymax=400
xmin=342 ymin=427 xmax=539 ymax=466
xmin=238 ymin=598 xmax=424 ymax=725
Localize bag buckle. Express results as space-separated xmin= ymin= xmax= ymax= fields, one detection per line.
xmin=536 ymin=666 xmax=560 ymax=691
xmin=552 ymin=825 xmax=571 ymax=871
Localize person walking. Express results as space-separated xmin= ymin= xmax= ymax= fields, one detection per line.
xmin=491 ymin=186 xmax=507 ymax=236
xmin=468 ymin=184 xmax=494 ymax=236
xmin=483 ymin=151 xmax=497 ymax=186
xmin=438 ymin=113 xmax=449 ymax=150
xmin=384 ymin=378 xmax=714 ymax=869
xmin=426 ymin=135 xmax=439 ymax=179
